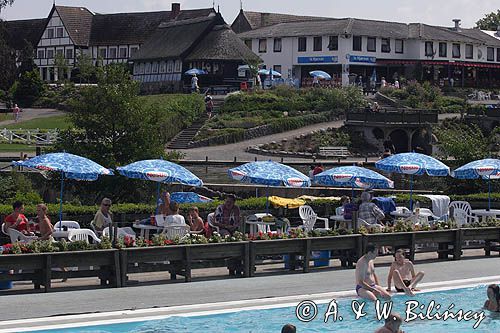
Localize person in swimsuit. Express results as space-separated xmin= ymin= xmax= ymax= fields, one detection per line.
xmin=484 ymin=284 xmax=500 ymax=312
xmin=355 ymin=243 xmax=391 ymax=301
xmin=386 ymin=249 xmax=425 ymax=296
xmin=374 ymin=312 xmax=404 ymax=333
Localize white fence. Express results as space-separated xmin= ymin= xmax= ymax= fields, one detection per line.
xmin=0 ymin=128 xmax=59 ymax=145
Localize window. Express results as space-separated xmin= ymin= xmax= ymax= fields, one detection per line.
xmin=313 ymin=36 xmax=322 ymax=51
xmin=395 ymin=39 xmax=404 ymax=53
xmin=167 ymin=60 xmax=173 ymax=73
xmin=130 ymin=47 xmax=139 ymax=57
xmin=381 ymin=38 xmax=390 ymax=53
xmin=497 ymin=48 xmax=500 ymax=62
xmin=298 ymin=37 xmax=307 ymax=52
xmin=328 ymin=36 xmax=338 ymax=51
xmin=425 ymin=42 xmax=434 ymax=56
xmin=273 ymin=38 xmax=282 ymax=52
xmin=273 ymin=65 xmax=282 ymax=74
xmin=109 ymin=47 xmax=117 ymax=59
xmin=175 ymin=60 xmax=181 ymax=72
xmin=65 ymin=49 xmax=73 ymax=59
xmin=438 ymin=42 xmax=447 ymax=57
xmin=99 ymin=48 xmax=107 ymax=59
xmin=152 ymin=62 xmax=158 ymax=74
xmin=367 ymin=37 xmax=376 ymax=52
xmin=258 ymin=39 xmax=267 ymax=53
xmin=37 ymin=50 xmax=45 ymax=59
xmin=56 ymin=27 xmax=63 ymax=38
xmin=145 ymin=62 xmax=151 ymax=74
xmin=466 ymin=44 xmax=473 ymax=59
xmin=452 ymin=43 xmax=461 ymax=58
xmin=119 ymin=47 xmax=127 ymax=58
xmin=47 ymin=28 xmax=54 ymax=39
xmin=353 ymin=36 xmax=362 ymax=51
xmin=56 ymin=49 xmax=63 ymax=57
xmin=139 ymin=63 xmax=144 ymax=74
xmin=244 ymin=39 xmax=252 ymax=49
xmin=487 ymin=47 xmax=494 ymax=61
xmin=159 ymin=61 xmax=166 ymax=73
xmin=46 ymin=49 xmax=54 ymax=59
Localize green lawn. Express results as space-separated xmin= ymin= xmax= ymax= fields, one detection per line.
xmin=3 ymin=115 xmax=71 ymax=130
xmin=0 ymin=143 xmax=36 ymax=152
xmin=0 ymin=114 xmax=11 ymax=122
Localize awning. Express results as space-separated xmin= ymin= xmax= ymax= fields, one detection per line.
xmin=377 ymin=59 xmax=500 ymax=69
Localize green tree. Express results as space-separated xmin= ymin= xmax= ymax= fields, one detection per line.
xmin=12 ymin=69 xmax=44 ymax=107
xmin=55 ymin=64 xmax=165 ymax=168
xmin=436 ymin=123 xmax=489 ymax=165
xmin=75 ymin=52 xmax=95 ymax=83
xmin=0 ymin=21 xmax=16 ymax=91
xmin=54 ymin=52 xmax=69 ymax=83
xmin=476 ymin=10 xmax=500 ymax=30
xmin=17 ymin=38 xmax=36 ymax=76
xmin=0 ymin=0 xmax=14 ymax=11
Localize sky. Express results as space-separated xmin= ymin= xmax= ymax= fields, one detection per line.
xmin=0 ymin=0 xmax=499 ymax=28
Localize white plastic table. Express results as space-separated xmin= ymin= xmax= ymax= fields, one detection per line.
xmin=245 ymin=213 xmax=276 ymax=234
xmin=132 ymin=223 xmax=163 ymax=240
xmin=471 ymin=209 xmax=500 ymax=222
xmin=52 ymin=230 xmax=69 ymax=240
xmin=329 ymin=215 xmax=353 ymax=229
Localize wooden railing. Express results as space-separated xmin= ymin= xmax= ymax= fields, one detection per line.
xmin=0 ymin=128 xmax=59 ymax=145
xmin=346 ymin=108 xmax=439 ymax=124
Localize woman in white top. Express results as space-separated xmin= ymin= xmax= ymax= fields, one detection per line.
xmin=164 ymin=202 xmax=186 ymax=226
xmin=93 ymin=198 xmax=113 ymax=234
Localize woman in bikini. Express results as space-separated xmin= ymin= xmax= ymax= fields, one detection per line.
xmin=386 ymin=249 xmax=425 ymax=296
xmin=484 ymin=284 xmax=500 ymax=312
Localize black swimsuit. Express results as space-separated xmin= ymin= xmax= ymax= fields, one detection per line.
xmin=395 ymin=280 xmax=411 ymax=292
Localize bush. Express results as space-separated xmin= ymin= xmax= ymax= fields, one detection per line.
xmin=12 ymin=70 xmax=44 ymax=107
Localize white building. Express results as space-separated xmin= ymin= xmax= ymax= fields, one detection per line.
xmin=232 ymin=11 xmax=500 ymax=87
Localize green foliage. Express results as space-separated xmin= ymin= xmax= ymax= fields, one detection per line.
xmin=476 ymin=10 xmax=500 ymax=30
xmin=12 ymin=70 xmax=44 ymax=107
xmin=436 ymin=123 xmax=489 ymax=165
xmin=0 ymin=22 xmax=16 ymax=91
xmin=17 ymin=39 xmax=35 ymax=76
xmin=0 ymin=0 xmax=15 ymax=10
xmin=74 ymin=53 xmax=95 ymax=83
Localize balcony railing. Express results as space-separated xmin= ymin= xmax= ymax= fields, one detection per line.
xmin=346 ymin=108 xmax=439 ymax=124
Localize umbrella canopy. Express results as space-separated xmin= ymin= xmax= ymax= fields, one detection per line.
xmin=375 ymin=152 xmax=450 ymax=177
xmin=370 ymin=68 xmax=377 ymax=83
xmin=228 ymin=161 xmax=310 ymax=188
xmin=313 ymin=166 xmax=394 ymax=189
xmin=116 ymin=159 xmax=202 ymax=187
xmin=12 ymin=153 xmax=113 ymax=225
xmin=309 ymin=70 xmax=332 ymax=80
xmin=170 ymin=192 xmax=212 ymax=204
xmin=375 ymin=152 xmax=450 ymax=209
xmin=185 ymin=68 xmax=208 ymax=76
xmin=452 ymin=158 xmax=500 ymax=209
xmin=12 ymin=152 xmax=113 ymax=180
xmin=258 ymin=69 xmax=282 ymax=77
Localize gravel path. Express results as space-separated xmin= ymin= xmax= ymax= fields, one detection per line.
xmin=0 ymin=108 xmax=66 ymax=127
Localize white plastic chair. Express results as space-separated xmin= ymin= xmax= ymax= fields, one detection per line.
xmin=163 ymin=225 xmax=190 ymax=240
xmin=68 ymin=228 xmax=101 ymax=243
xmin=207 ymin=213 xmax=219 ymax=233
xmin=449 ymin=201 xmax=478 ymax=227
xmin=335 ymin=206 xmax=344 ymax=216
xmin=53 ymin=221 xmax=81 ymax=230
xmin=102 ymin=227 xmax=136 ymax=240
xmin=299 ymin=205 xmax=329 ymax=232
xmin=358 ymin=219 xmax=385 ymax=230
xmin=8 ymin=228 xmax=37 ymax=244
xmin=1 ymin=223 xmax=9 ymax=236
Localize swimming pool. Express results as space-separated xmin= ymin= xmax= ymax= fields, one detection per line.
xmin=26 ymin=284 xmax=500 ymax=333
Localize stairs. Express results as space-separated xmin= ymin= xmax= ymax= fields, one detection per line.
xmin=166 ymin=95 xmax=225 ymax=150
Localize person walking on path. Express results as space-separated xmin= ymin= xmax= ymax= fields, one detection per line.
xmin=12 ymin=104 xmax=21 ymax=122
xmin=204 ymin=93 xmax=213 ymax=119
xmin=191 ymin=74 xmax=199 ymax=93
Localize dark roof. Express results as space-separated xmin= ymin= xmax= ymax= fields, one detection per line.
xmin=238 ymin=18 xmax=408 ymax=39
xmin=241 ymin=11 xmax=332 ymax=30
xmin=457 ymin=28 xmax=500 ymax=46
xmin=186 ymin=24 xmax=260 ymax=62
xmin=2 ymin=18 xmax=46 ymax=49
xmin=90 ymin=8 xmax=214 ymax=46
xmin=55 ymin=5 xmax=94 ymax=46
xmin=132 ymin=16 xmax=218 ymax=61
xmin=408 ymin=24 xmax=482 ymax=43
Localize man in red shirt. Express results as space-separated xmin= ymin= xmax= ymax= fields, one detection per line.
xmin=312 ymin=163 xmax=324 ymax=176
xmin=4 ymin=201 xmax=29 ymax=234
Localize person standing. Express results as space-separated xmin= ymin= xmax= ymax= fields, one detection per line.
xmin=204 ymin=93 xmax=213 ymax=119
xmin=12 ymin=104 xmax=21 ymax=122
xmin=312 ymin=75 xmax=320 ymax=88
xmin=191 ymin=74 xmax=199 ymax=93
xmin=381 ymin=77 xmax=387 ymax=88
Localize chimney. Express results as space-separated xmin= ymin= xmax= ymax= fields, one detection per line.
xmin=452 ymin=19 xmax=461 ymax=31
xmin=171 ymin=3 xmax=180 ymax=19
xmin=260 ymin=13 xmax=270 ymax=27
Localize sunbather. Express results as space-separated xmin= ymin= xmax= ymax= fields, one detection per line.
xmin=355 ymin=243 xmax=391 ymax=301
xmin=386 ymin=249 xmax=424 ymax=296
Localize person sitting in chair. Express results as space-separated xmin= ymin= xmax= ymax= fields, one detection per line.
xmin=93 ymin=198 xmax=113 ymax=235
xmin=4 ymin=201 xmax=30 ymax=235
xmin=214 ymin=194 xmax=240 ymax=236
xmin=358 ymin=192 xmax=385 ymax=227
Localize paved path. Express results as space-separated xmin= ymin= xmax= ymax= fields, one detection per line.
xmin=0 ymin=108 xmax=65 ymax=127
xmin=177 ymin=113 xmax=459 ymax=162
xmin=0 ymin=250 xmax=497 ymax=322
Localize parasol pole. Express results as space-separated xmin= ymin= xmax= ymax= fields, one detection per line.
xmin=155 ymin=181 xmax=161 ymax=215
xmin=59 ymin=172 xmax=64 ymax=229
xmin=409 ymin=174 xmax=413 ymax=211
xmin=488 ymin=176 xmax=491 ymax=211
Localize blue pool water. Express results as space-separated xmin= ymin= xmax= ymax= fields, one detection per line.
xmin=35 ymin=285 xmax=500 ymax=333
